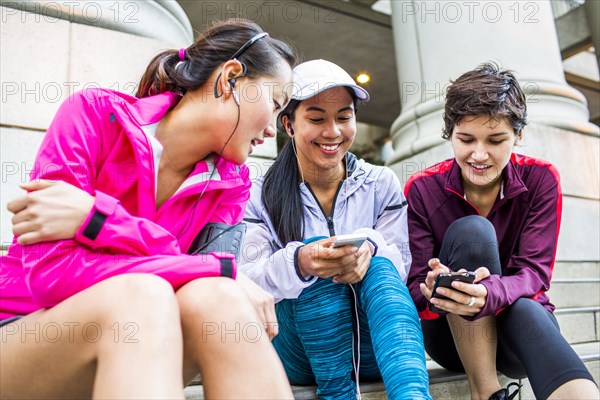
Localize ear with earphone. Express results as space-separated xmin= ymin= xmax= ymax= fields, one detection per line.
xmin=214 ymin=60 xmax=247 ymax=107
xmin=288 ymin=123 xmax=294 ymax=136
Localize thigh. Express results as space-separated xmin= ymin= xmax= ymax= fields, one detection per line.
xmin=0 ymin=274 xmax=175 ymax=399
xmin=421 ymin=316 xmax=464 ymax=372
xmin=1 ymin=308 xmax=94 ymax=399
xmin=293 ymin=277 xmax=353 ymax=339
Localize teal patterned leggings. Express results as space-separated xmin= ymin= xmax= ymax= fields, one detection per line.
xmin=273 ymin=250 xmax=431 ymax=399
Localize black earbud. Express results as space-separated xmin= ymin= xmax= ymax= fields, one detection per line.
xmin=228 ymin=77 xmax=237 ymax=90
xmin=213 ymin=62 xmax=248 ymax=105
xmin=288 ymin=124 xmax=294 ymax=135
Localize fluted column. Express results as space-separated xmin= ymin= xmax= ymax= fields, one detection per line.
xmin=388 ymin=0 xmax=598 ymax=165
xmin=584 ymin=0 xmax=600 ymax=66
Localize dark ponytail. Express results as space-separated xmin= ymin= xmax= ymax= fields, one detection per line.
xmin=262 ymin=139 xmax=304 ymax=246
xmin=136 ymin=19 xmax=296 ymax=98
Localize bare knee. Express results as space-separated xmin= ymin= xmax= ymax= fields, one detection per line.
xmin=176 ymin=277 xmax=255 ymax=322
xmin=74 ymin=274 xmax=182 ymax=353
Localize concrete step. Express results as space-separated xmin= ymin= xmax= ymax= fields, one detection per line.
xmin=555 ymin=307 xmax=599 ymax=345
xmin=553 ymin=261 xmax=600 ymax=280
xmin=548 ymin=279 xmax=600 ymax=308
xmin=184 ymin=342 xmax=600 ymax=400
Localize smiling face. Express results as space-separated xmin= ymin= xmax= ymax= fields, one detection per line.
xmin=451 ymin=115 xmax=518 ymax=192
xmin=221 ymin=61 xmax=293 ymax=164
xmin=286 ymin=87 xmax=356 ymax=183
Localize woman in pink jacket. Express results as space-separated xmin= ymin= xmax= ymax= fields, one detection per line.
xmin=0 ymin=19 xmax=295 ymax=399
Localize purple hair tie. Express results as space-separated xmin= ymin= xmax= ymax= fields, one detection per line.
xmin=178 ymin=48 xmax=186 ymax=61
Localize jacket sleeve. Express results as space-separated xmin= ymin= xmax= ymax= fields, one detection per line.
xmin=238 ymin=186 xmax=315 ymax=302
xmin=405 ymin=180 xmax=441 ymax=320
xmin=21 ymin=91 xmax=237 ymax=308
xmin=73 ymin=190 xmax=182 ymax=255
xmin=32 ymin=91 xmax=182 ymax=256
xmin=477 ymin=167 xmax=562 ymax=318
xmin=354 ymin=168 xmax=411 ymax=282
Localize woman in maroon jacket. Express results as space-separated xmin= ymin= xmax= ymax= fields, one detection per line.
xmin=405 ymin=63 xmax=598 ymax=400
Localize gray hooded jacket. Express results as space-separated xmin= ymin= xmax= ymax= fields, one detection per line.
xmin=239 ymin=154 xmax=411 ymax=302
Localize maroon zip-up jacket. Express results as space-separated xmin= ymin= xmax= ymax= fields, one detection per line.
xmin=405 ymin=153 xmax=562 ymax=320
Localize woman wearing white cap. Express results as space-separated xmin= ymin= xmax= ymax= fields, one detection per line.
xmin=240 ymin=59 xmax=431 ymax=399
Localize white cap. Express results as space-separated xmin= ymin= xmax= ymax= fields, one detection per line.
xmin=291 ymin=59 xmax=370 ymax=102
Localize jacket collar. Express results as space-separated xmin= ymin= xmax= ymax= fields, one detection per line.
xmin=444 ymin=154 xmax=528 ymax=200
xmin=108 ymin=90 xmax=244 ymax=192
xmin=503 ymin=154 xmax=529 ymax=199
xmin=109 ymin=90 xmax=181 ymax=126
xmin=299 ymin=152 xmax=363 ymax=211
xmin=346 ymin=152 xmax=358 ymax=176
xmin=338 ymin=153 xmax=374 ymax=200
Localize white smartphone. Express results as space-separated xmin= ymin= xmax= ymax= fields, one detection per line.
xmin=332 ymin=233 xmax=368 ymax=248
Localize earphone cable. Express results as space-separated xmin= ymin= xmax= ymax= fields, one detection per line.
xmin=291 ymin=137 xmax=306 ymax=183
xmin=349 ymin=283 xmax=362 ymax=400
xmin=176 ymin=100 xmax=242 ymax=239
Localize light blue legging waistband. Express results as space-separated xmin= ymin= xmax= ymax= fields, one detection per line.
xmin=273 ymin=243 xmax=431 ymax=400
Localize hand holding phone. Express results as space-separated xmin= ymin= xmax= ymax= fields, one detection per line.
xmin=331 ymin=233 xmax=368 ymax=249
xmin=330 ymin=233 xmax=371 ymax=284
xmin=429 ymin=271 xmax=476 ymax=314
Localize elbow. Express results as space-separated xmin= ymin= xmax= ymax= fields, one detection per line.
xmin=28 ymin=275 xmax=67 ymax=309
xmin=23 ymin=243 xmax=78 ymax=308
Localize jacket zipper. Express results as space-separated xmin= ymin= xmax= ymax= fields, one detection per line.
xmin=305 ymin=180 xmax=345 ymax=237
xmin=445 ymin=187 xmax=481 ymax=215
xmin=446 ymin=186 xmax=518 ymax=219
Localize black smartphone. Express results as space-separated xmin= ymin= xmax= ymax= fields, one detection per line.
xmin=429 ymin=271 xmax=476 ymax=314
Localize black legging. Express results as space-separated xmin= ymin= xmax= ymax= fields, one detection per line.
xmin=421 ymin=215 xmax=595 ymax=400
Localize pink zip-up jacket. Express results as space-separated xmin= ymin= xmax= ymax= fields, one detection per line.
xmin=0 ymin=89 xmax=250 ymax=319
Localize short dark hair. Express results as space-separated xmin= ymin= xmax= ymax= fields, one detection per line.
xmin=442 ymin=62 xmax=528 ymax=139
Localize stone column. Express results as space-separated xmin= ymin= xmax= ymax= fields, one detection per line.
xmin=388 ymin=0 xmax=598 ymax=167
xmin=584 ymin=0 xmax=600 ymax=66
xmin=0 ymin=1 xmax=193 ymax=244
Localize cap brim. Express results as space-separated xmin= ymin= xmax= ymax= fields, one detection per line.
xmin=293 ymin=83 xmax=370 ymax=102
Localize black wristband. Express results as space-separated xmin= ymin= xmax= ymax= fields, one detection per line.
xmin=220 ymin=258 xmax=234 ymax=278
xmin=82 ymin=210 xmax=107 ymax=240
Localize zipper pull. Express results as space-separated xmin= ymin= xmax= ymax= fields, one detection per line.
xmin=327 ymin=218 xmax=335 ymax=236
